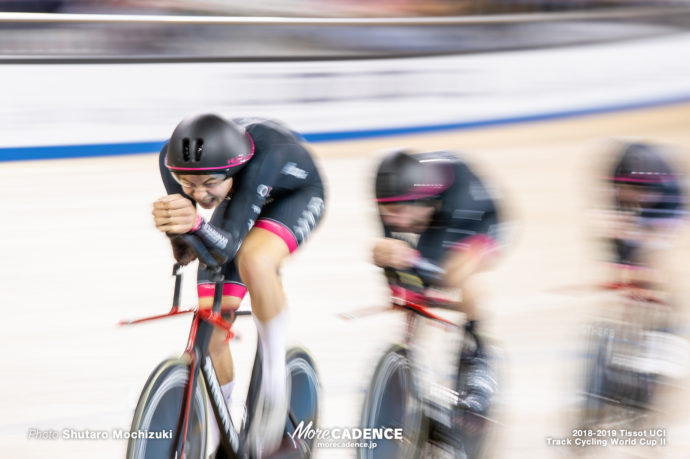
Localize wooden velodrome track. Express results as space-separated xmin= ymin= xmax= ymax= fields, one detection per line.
xmin=2 ymin=103 xmax=689 ymax=458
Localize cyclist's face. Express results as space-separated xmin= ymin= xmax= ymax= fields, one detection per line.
xmin=175 ymin=174 xmax=233 ymax=209
xmin=615 ymin=183 xmax=657 ymax=209
xmin=379 ymin=203 xmax=435 ymax=233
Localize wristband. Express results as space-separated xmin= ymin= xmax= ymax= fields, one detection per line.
xmin=409 ymin=249 xmax=421 ymax=264
xmin=190 ymin=214 xmax=204 ymax=232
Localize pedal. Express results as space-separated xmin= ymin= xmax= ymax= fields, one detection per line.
xmin=424 ymin=393 xmax=455 ymax=428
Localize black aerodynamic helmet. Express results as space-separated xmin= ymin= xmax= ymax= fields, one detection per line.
xmin=375 ymin=149 xmax=452 ymax=203
xmin=165 ymin=113 xmax=254 ymax=179
xmin=608 ymin=142 xmax=675 ymax=186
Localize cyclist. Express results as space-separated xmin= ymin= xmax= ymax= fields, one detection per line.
xmin=596 ymin=141 xmax=687 ymax=381
xmin=151 ymin=113 xmax=325 ymax=456
xmin=599 ymin=141 xmax=685 ymax=285
xmin=372 ymin=148 xmax=503 ymax=430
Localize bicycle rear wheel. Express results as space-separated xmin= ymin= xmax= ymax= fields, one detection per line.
xmin=358 ymin=344 xmax=425 ymax=459
xmin=284 ymin=347 xmax=320 ymax=458
xmin=127 ymin=357 xmax=207 ymax=459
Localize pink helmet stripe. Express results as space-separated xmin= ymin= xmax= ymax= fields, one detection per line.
xmin=606 ymin=175 xmax=674 ymax=184
xmin=167 ymin=164 xmax=234 ymax=171
xmin=376 ymin=184 xmax=450 ymax=203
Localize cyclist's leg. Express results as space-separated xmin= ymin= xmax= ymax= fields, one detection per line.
xmin=237 ymin=186 xmax=324 ymax=370
xmin=237 ymin=186 xmax=324 ymax=454
xmin=420 ymin=227 xmax=500 ymax=432
xmin=237 ymin=227 xmax=290 ymax=402
xmin=237 ymin=230 xmax=289 ymax=321
xmin=420 ymin=227 xmax=499 ymax=341
xmin=197 ymin=283 xmax=244 ymax=383
xmin=443 ymin=237 xmax=498 ymax=420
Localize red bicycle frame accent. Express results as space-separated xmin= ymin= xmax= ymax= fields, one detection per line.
xmin=341 ymin=284 xmax=460 ymax=329
xmin=120 ymin=306 xmax=237 ymax=344
xmin=390 ymin=285 xmax=459 ymax=328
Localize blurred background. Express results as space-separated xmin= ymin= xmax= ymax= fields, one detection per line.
xmin=2 ymin=2 xmax=690 ymax=458
xmin=0 ymin=0 xmax=690 ymax=59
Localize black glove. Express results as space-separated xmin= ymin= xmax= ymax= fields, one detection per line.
xmin=170 ymin=235 xmax=197 ymax=266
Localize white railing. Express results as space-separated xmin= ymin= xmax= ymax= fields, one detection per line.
xmin=0 ymin=6 xmax=688 ymax=26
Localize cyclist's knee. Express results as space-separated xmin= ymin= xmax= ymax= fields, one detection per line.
xmin=236 ymin=251 xmax=279 ymax=287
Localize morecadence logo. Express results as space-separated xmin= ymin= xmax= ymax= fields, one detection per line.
xmin=290 ymin=421 xmax=403 ymax=449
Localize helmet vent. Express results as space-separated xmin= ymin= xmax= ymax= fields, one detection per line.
xmin=182 ymin=138 xmax=191 ymax=162
xmin=195 ymin=139 xmax=204 ymax=162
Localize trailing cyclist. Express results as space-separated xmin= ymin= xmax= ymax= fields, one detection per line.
xmin=598 ymin=141 xmax=686 ymax=287
xmin=591 ymin=141 xmax=687 ymax=403
xmin=372 ymin=148 xmax=504 ymax=431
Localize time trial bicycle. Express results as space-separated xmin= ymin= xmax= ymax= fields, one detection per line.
xmin=121 ymin=233 xmax=319 ymax=459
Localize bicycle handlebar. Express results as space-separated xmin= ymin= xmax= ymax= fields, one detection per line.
xmin=413 ymin=256 xmax=446 ymax=284
xmin=338 ymin=261 xmax=457 ymax=326
xmin=384 ymin=257 xmax=446 ymax=292
xmin=176 ymin=233 xmax=228 ymax=271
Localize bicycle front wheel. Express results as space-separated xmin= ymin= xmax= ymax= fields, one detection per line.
xmin=126 ymin=357 xmax=207 ymax=459
xmin=358 ymin=344 xmax=425 ymax=459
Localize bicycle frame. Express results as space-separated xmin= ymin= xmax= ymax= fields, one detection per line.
xmin=124 ymin=226 xmax=319 ymax=459
xmin=120 ymin=262 xmax=248 ymax=458
xmin=181 ymin=264 xmax=242 ymax=457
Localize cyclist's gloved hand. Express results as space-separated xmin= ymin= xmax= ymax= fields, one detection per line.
xmin=384 ymin=257 xmax=446 ymax=293
xmin=385 ymin=267 xmax=426 ymax=293
xmin=373 ymin=238 xmax=418 ymax=270
xmin=169 ymin=235 xmax=197 ymax=266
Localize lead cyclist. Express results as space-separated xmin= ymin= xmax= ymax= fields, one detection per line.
xmin=151 ymin=114 xmax=325 ymax=457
